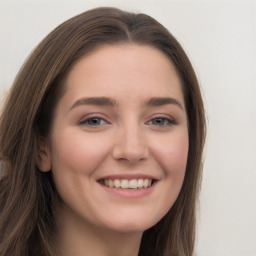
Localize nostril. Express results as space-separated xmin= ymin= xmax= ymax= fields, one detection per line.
xmin=112 ymin=133 xmax=149 ymax=162
xmin=112 ymin=148 xmax=149 ymax=162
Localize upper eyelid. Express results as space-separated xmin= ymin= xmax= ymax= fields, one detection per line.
xmin=146 ymin=114 xmax=178 ymax=125
xmin=78 ymin=114 xmax=110 ymax=124
xmin=77 ymin=112 xmax=177 ymax=123
xmin=146 ymin=113 xmax=175 ymax=121
xmin=79 ymin=113 xmax=108 ymax=119
xmin=147 ymin=117 xmax=175 ymax=123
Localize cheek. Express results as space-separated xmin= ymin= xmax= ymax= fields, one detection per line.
xmin=49 ymin=130 xmax=113 ymax=217
xmin=50 ymin=130 xmax=111 ymax=175
xmin=152 ymin=131 xmax=189 ymax=178
xmin=147 ymin=131 xmax=189 ymax=223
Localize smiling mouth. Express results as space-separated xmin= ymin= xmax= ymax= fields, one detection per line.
xmin=99 ymin=178 xmax=155 ymax=189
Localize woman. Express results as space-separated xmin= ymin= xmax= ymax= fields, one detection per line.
xmin=0 ymin=7 xmax=206 ymax=256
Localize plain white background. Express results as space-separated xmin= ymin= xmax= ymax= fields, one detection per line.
xmin=0 ymin=0 xmax=255 ymax=255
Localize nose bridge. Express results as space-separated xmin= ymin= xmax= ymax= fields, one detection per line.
xmin=112 ymin=118 xmax=148 ymax=162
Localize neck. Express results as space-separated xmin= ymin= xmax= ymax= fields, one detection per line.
xmin=55 ymin=205 xmax=143 ymax=256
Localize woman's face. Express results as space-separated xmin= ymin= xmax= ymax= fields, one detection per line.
xmin=40 ymin=44 xmax=189 ymax=234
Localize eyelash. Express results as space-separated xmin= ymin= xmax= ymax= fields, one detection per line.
xmin=146 ymin=116 xmax=177 ymax=126
xmin=79 ymin=116 xmax=108 ymax=126
xmin=79 ymin=115 xmax=177 ymax=127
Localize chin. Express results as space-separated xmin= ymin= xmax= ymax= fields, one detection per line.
xmin=99 ymin=214 xmax=161 ymax=234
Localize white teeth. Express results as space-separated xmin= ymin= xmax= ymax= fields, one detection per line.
xmin=103 ymin=178 xmax=153 ymax=189
xmin=138 ymin=179 xmax=144 ymax=188
xmin=114 ymin=179 xmax=121 ymax=188
xmin=129 ymin=179 xmax=138 ymax=189
xmin=109 ymin=180 xmax=114 ymax=188
xmin=121 ymin=179 xmax=129 ymax=188
xmin=143 ymin=179 xmax=149 ymax=188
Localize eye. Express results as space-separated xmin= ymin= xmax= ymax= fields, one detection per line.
xmin=147 ymin=117 xmax=177 ymax=126
xmin=79 ymin=117 xmax=108 ymax=126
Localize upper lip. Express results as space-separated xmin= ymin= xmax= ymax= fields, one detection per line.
xmin=97 ymin=174 xmax=159 ymax=181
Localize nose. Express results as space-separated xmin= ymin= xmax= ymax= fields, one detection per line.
xmin=112 ymin=123 xmax=149 ymax=163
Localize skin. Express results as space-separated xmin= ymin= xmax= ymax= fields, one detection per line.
xmin=38 ymin=44 xmax=189 ymax=256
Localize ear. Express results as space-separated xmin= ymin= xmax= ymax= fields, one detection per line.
xmin=36 ymin=137 xmax=52 ymax=172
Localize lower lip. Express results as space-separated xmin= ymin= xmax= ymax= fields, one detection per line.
xmin=99 ymin=182 xmax=157 ymax=199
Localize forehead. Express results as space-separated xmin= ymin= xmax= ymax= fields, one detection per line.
xmin=61 ymin=44 xmax=184 ymax=107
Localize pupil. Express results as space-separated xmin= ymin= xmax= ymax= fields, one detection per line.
xmin=155 ymin=118 xmax=163 ymax=125
xmin=90 ymin=118 xmax=99 ymax=125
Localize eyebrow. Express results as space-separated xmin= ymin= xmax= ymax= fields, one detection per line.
xmin=69 ymin=96 xmax=184 ymax=111
xmin=146 ymin=97 xmax=184 ymax=110
xmin=69 ymin=97 xmax=117 ymax=111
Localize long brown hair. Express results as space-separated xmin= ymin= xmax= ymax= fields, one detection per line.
xmin=0 ymin=7 xmax=206 ymax=256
